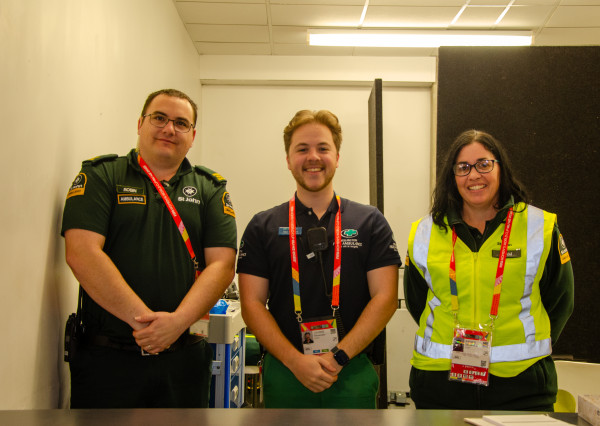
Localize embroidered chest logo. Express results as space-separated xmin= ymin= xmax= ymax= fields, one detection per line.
xmin=116 ymin=185 xmax=146 ymax=205
xmin=178 ymin=186 xmax=201 ymax=205
xmin=341 ymin=229 xmax=362 ymax=249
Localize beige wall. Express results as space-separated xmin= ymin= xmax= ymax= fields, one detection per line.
xmin=0 ymin=0 xmax=201 ymax=409
xmin=0 ymin=0 xmax=436 ymax=409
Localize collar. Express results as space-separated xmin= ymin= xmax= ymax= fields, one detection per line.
xmin=447 ymin=196 xmax=515 ymax=229
xmin=294 ymin=193 xmax=342 ymax=217
xmin=127 ymin=148 xmax=193 ymax=183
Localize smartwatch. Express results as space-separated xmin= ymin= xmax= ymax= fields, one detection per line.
xmin=331 ymin=346 xmax=350 ymax=366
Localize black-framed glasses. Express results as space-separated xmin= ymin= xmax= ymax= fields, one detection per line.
xmin=143 ymin=113 xmax=194 ymax=133
xmin=453 ymin=159 xmax=500 ymax=176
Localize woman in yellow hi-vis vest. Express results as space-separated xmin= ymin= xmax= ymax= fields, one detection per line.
xmin=404 ymin=130 xmax=574 ymax=411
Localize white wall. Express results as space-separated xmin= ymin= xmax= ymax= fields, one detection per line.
xmin=0 ymin=1 xmax=436 ymax=409
xmin=0 ymin=0 xmax=201 ymax=409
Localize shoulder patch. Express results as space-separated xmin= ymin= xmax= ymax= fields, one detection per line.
xmin=222 ymin=192 xmax=235 ymax=218
xmin=558 ymin=234 xmax=571 ymax=264
xmin=82 ymin=154 xmax=118 ymax=166
xmin=194 ymin=165 xmax=227 ymax=185
xmin=66 ymin=173 xmax=87 ymax=199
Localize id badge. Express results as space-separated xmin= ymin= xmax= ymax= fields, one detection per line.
xmin=449 ymin=326 xmax=492 ymax=386
xmin=300 ymin=317 xmax=339 ymax=355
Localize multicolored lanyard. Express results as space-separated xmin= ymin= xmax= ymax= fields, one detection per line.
xmin=138 ymin=153 xmax=200 ymax=279
xmin=449 ymin=207 xmax=514 ymax=324
xmin=289 ymin=195 xmax=342 ymax=323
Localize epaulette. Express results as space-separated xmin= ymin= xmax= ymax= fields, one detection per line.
xmin=82 ymin=154 xmax=118 ymax=166
xmin=194 ymin=165 xmax=227 ymax=185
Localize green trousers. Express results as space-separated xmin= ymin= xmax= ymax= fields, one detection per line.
xmin=262 ymin=352 xmax=379 ymax=408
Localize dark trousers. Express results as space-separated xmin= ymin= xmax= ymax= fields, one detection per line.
xmin=70 ymin=339 xmax=212 ymax=408
xmin=409 ymin=356 xmax=557 ymax=411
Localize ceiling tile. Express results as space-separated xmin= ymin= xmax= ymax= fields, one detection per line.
xmin=557 ymin=0 xmax=600 ymax=5
xmin=368 ymin=0 xmax=465 ymax=4
xmin=363 ymin=6 xmax=463 ymax=27
xmin=513 ymin=0 xmax=562 ymax=5
xmin=272 ymin=26 xmax=308 ymax=44
xmin=273 ymin=0 xmax=364 ymax=5
xmin=452 ymin=6 xmax=506 ymax=27
xmin=177 ymin=0 xmax=265 ymax=3
xmin=468 ymin=0 xmax=511 ymax=4
xmin=176 ymin=2 xmax=268 ymax=25
xmin=187 ymin=24 xmax=270 ymax=43
xmin=270 ymin=4 xmax=364 ymax=26
xmin=195 ymin=42 xmax=272 ymax=55
xmin=535 ymin=27 xmax=600 ymax=44
xmin=498 ymin=5 xmax=555 ymax=28
xmin=546 ymin=6 xmax=600 ymax=26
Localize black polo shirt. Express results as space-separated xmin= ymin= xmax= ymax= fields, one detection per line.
xmin=237 ymin=194 xmax=401 ymax=353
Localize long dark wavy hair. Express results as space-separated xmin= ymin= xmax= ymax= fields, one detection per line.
xmin=431 ymin=130 xmax=530 ymax=230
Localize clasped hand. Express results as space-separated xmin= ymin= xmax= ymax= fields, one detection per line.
xmin=132 ymin=311 xmax=185 ymax=354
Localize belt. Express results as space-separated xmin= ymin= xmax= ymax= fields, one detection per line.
xmin=83 ymin=332 xmax=204 ymax=355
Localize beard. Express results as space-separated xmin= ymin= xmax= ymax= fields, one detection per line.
xmin=291 ymin=167 xmax=336 ymax=193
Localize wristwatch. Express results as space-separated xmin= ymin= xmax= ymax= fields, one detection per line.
xmin=331 ymin=346 xmax=350 ymax=366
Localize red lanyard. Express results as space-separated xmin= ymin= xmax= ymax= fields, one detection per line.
xmin=289 ymin=195 xmax=341 ymax=322
xmin=449 ymin=207 xmax=514 ymax=321
xmin=138 ymin=154 xmax=200 ymax=278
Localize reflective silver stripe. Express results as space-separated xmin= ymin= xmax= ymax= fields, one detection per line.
xmin=520 ymin=206 xmax=545 ymax=342
xmin=412 ymin=216 xmax=433 ymax=289
xmin=414 ymin=335 xmax=551 ymax=362
xmin=490 ymin=338 xmax=551 ymax=362
xmin=412 ymin=216 xmax=440 ymax=346
xmin=414 ymin=334 xmax=451 ymax=359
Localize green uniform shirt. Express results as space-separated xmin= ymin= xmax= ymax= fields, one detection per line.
xmin=62 ymin=149 xmax=237 ymax=340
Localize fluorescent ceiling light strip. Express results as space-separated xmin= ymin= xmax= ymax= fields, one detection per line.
xmin=308 ymin=30 xmax=532 ymax=47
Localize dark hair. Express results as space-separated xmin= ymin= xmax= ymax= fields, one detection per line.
xmin=283 ymin=110 xmax=342 ymax=154
xmin=431 ymin=130 xmax=529 ymax=230
xmin=141 ymin=89 xmax=198 ymax=125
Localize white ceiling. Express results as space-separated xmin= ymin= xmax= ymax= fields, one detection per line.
xmin=173 ymin=0 xmax=600 ymax=56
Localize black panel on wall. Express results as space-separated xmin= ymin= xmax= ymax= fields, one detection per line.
xmin=369 ymin=78 xmax=384 ymax=213
xmin=437 ymin=46 xmax=600 ymax=363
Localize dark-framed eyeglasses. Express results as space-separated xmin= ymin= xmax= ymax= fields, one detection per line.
xmin=453 ymin=159 xmax=500 ymax=176
xmin=143 ymin=113 xmax=194 ymax=133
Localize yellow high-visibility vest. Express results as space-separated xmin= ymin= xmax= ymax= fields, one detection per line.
xmin=407 ymin=203 xmax=555 ymax=377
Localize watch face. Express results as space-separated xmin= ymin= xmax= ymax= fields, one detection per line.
xmin=333 ymin=348 xmax=349 ymax=366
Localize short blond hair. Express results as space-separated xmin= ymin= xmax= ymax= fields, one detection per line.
xmin=283 ymin=110 xmax=342 ymax=154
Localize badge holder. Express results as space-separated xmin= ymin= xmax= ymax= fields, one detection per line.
xmin=300 ymin=316 xmax=339 ymax=355
xmin=449 ymin=320 xmax=493 ymax=386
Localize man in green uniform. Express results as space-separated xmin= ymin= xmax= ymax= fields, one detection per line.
xmin=62 ymin=89 xmax=237 ymax=408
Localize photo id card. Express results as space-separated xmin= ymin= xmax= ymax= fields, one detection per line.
xmin=449 ymin=326 xmax=492 ymax=386
xmin=300 ymin=317 xmax=339 ymax=355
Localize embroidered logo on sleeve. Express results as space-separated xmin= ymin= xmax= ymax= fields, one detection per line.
xmin=66 ymin=173 xmax=87 ymax=199
xmin=558 ymin=234 xmax=571 ymax=264
xmin=222 ymin=192 xmax=235 ymax=218
xmin=116 ymin=185 xmax=146 ymax=205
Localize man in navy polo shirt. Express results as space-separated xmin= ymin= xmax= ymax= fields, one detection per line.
xmin=237 ymin=109 xmax=401 ymax=408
